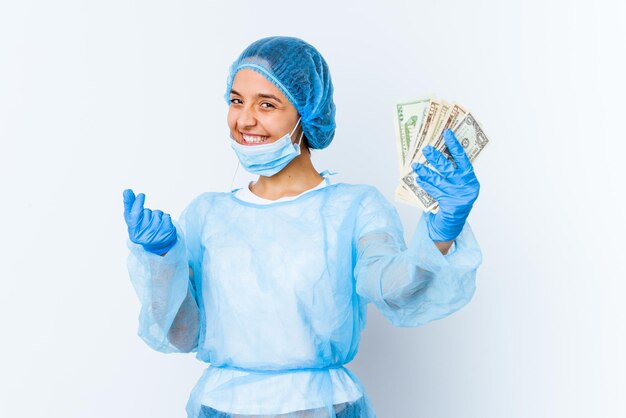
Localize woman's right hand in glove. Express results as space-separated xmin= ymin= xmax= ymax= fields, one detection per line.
xmin=123 ymin=189 xmax=177 ymax=256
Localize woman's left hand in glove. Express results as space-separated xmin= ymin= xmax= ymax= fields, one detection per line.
xmin=411 ymin=128 xmax=480 ymax=242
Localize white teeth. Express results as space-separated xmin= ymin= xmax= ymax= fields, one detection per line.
xmin=242 ymin=134 xmax=268 ymax=144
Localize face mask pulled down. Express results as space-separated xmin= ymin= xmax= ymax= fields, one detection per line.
xmin=230 ymin=117 xmax=304 ymax=177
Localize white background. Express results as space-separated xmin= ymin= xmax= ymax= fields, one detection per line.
xmin=1 ymin=1 xmax=625 ymax=417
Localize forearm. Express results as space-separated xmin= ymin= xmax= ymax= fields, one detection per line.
xmin=127 ymin=228 xmax=198 ymax=353
xmin=355 ymin=215 xmax=481 ymax=327
xmin=167 ymin=282 xmax=200 ymax=352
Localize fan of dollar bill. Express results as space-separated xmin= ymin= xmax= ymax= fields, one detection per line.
xmin=393 ymin=97 xmax=491 ymax=213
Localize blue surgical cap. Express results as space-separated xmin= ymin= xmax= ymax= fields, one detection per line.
xmin=224 ymin=36 xmax=336 ymax=150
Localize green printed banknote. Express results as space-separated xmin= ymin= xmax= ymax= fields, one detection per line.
xmin=393 ymin=97 xmax=490 ymax=212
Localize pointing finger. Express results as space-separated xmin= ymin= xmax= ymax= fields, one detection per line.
xmin=123 ymin=189 xmax=135 ymax=215
xmin=444 ymin=129 xmax=471 ymax=171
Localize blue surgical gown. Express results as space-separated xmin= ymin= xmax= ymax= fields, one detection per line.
xmin=126 ymin=170 xmax=482 ymax=417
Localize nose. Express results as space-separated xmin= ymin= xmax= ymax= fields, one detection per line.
xmin=236 ymin=105 xmax=257 ymax=131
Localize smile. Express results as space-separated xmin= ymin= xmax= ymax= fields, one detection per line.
xmin=241 ymin=134 xmax=269 ymax=144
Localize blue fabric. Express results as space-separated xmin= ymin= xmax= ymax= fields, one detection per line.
xmin=224 ymin=36 xmax=336 ymax=150
xmin=199 ymin=397 xmax=363 ymax=418
xmin=126 ymin=172 xmax=482 ymax=417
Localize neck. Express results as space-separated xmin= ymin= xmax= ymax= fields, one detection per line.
xmin=250 ymin=148 xmax=323 ymax=200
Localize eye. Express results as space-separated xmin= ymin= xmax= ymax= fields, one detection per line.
xmin=229 ymin=98 xmax=242 ymax=105
xmin=260 ymin=102 xmax=276 ymax=109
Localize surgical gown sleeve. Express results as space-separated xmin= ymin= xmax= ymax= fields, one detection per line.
xmin=353 ymin=188 xmax=482 ymax=327
xmin=126 ymin=195 xmax=205 ymax=353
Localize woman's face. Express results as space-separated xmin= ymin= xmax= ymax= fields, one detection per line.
xmin=228 ymin=69 xmax=301 ymax=147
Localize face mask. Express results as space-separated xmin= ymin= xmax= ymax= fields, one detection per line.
xmin=230 ymin=117 xmax=304 ymax=177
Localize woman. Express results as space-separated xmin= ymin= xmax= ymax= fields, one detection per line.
xmin=123 ymin=36 xmax=482 ymax=418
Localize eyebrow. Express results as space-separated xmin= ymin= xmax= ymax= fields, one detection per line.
xmin=230 ymin=89 xmax=283 ymax=104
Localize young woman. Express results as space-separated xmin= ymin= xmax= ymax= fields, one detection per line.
xmin=123 ymin=36 xmax=482 ymax=418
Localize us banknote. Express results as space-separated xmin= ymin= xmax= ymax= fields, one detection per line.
xmin=393 ymin=97 xmax=490 ymax=212
xmin=392 ymin=97 xmax=432 ymax=204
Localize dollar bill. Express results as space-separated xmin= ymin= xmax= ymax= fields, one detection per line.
xmin=392 ymin=97 xmax=432 ymax=172
xmin=393 ymin=102 xmax=490 ymax=212
xmin=394 ymin=183 xmax=420 ymax=207
xmin=441 ymin=112 xmax=489 ymax=163
xmin=418 ymin=100 xmax=450 ymax=163
xmin=402 ymin=100 xmax=442 ymax=173
xmin=420 ymin=103 xmax=468 ymax=165
xmin=397 ymin=99 xmax=449 ymax=210
xmin=399 ymin=171 xmax=438 ymax=209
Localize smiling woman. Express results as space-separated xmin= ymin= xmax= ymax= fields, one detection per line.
xmin=123 ymin=36 xmax=483 ymax=418
xmin=224 ymin=37 xmax=335 ymax=200
xmin=228 ymin=70 xmax=302 ymax=147
xmin=227 ymin=69 xmax=312 ymax=186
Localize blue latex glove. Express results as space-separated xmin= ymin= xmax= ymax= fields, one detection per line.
xmin=411 ymin=128 xmax=480 ymax=242
xmin=123 ymin=189 xmax=177 ymax=255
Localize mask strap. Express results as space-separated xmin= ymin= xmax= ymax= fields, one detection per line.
xmin=290 ymin=117 xmax=301 ymax=137
xmin=230 ymin=160 xmax=240 ymax=191
xmin=296 ymin=131 xmax=304 ymax=146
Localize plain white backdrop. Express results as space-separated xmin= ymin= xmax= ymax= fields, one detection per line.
xmin=1 ymin=0 xmax=625 ymax=417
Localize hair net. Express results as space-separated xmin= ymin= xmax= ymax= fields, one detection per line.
xmin=225 ymin=36 xmax=336 ymax=150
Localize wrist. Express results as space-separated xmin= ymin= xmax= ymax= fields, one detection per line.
xmin=434 ymin=240 xmax=454 ymax=255
xmin=143 ymin=237 xmax=177 ymax=256
xmin=426 ymin=211 xmax=465 ymax=242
